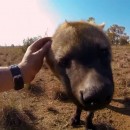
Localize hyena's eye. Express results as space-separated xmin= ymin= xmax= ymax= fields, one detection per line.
xmin=99 ymin=48 xmax=110 ymax=64
xmin=99 ymin=48 xmax=109 ymax=58
xmin=58 ymin=57 xmax=71 ymax=68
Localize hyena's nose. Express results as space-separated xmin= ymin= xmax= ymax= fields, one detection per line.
xmin=80 ymin=86 xmax=112 ymax=106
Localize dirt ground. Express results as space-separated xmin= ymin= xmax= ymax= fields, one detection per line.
xmin=0 ymin=45 xmax=130 ymax=130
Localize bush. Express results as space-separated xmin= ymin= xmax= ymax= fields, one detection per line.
xmin=22 ymin=36 xmax=42 ymax=52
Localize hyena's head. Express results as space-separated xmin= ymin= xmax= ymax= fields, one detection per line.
xmin=46 ymin=21 xmax=114 ymax=111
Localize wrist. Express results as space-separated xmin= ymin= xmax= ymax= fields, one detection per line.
xmin=18 ymin=63 xmax=35 ymax=84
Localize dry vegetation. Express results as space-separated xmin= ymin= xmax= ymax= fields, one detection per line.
xmin=0 ymin=45 xmax=130 ymax=130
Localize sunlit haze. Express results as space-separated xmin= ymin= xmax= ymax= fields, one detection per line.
xmin=0 ymin=0 xmax=59 ymax=46
xmin=0 ymin=0 xmax=130 ymax=46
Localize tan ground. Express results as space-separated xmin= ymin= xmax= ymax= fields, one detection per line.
xmin=0 ymin=45 xmax=130 ymax=130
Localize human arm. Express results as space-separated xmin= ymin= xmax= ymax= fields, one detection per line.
xmin=0 ymin=37 xmax=51 ymax=92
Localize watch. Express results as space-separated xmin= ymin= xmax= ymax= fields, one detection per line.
xmin=9 ymin=65 xmax=24 ymax=90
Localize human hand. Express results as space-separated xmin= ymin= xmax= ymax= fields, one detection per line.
xmin=18 ymin=37 xmax=51 ymax=83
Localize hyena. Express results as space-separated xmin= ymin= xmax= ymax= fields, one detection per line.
xmin=46 ymin=21 xmax=114 ymax=130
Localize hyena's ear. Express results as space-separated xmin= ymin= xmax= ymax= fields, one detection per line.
xmin=98 ymin=23 xmax=105 ymax=30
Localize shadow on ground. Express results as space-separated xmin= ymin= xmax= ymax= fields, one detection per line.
xmin=108 ymin=98 xmax=130 ymax=116
xmin=71 ymin=120 xmax=115 ymax=130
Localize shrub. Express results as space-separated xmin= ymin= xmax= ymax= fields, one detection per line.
xmin=22 ymin=36 xmax=42 ymax=52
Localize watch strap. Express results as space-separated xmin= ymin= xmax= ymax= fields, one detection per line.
xmin=9 ymin=65 xmax=24 ymax=90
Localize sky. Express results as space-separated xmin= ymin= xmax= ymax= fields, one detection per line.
xmin=0 ymin=0 xmax=130 ymax=46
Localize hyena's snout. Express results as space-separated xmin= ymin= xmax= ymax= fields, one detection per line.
xmin=78 ymin=70 xmax=114 ymax=110
xmin=80 ymin=84 xmax=113 ymax=106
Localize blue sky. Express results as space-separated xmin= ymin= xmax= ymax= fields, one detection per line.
xmin=0 ymin=0 xmax=130 ymax=45
xmin=48 ymin=0 xmax=130 ymax=34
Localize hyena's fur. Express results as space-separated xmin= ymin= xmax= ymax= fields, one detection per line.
xmin=46 ymin=21 xmax=114 ymax=130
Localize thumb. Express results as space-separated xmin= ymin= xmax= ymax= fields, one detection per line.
xmin=35 ymin=41 xmax=52 ymax=56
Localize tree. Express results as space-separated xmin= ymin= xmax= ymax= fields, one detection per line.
xmin=22 ymin=36 xmax=42 ymax=52
xmin=106 ymin=24 xmax=129 ymax=45
xmin=119 ymin=35 xmax=129 ymax=45
xmin=23 ymin=36 xmax=42 ymax=46
xmin=128 ymin=36 xmax=130 ymax=44
xmin=11 ymin=44 xmax=15 ymax=47
xmin=87 ymin=17 xmax=96 ymax=24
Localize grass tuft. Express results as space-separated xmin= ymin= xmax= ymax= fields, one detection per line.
xmin=0 ymin=107 xmax=37 ymax=130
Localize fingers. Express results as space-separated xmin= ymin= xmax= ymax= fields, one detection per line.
xmin=29 ymin=37 xmax=51 ymax=52
xmin=41 ymin=41 xmax=52 ymax=55
xmin=35 ymin=41 xmax=52 ymax=56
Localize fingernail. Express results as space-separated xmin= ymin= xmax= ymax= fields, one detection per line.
xmin=46 ymin=41 xmax=52 ymax=47
xmin=43 ymin=41 xmax=51 ymax=51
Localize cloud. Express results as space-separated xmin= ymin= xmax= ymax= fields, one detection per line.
xmin=0 ymin=0 xmax=60 ymax=45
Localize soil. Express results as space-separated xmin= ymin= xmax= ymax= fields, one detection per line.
xmin=0 ymin=45 xmax=130 ymax=130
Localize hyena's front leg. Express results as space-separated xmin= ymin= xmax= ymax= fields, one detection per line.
xmin=85 ymin=111 xmax=96 ymax=130
xmin=71 ymin=106 xmax=82 ymax=126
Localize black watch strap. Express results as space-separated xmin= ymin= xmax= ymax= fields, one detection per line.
xmin=9 ymin=65 xmax=24 ymax=90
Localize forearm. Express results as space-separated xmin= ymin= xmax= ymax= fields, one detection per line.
xmin=0 ymin=65 xmax=31 ymax=92
xmin=0 ymin=38 xmax=51 ymax=92
xmin=0 ymin=67 xmax=14 ymax=92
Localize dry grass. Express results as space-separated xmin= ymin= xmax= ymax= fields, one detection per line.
xmin=0 ymin=107 xmax=37 ymax=130
xmin=0 ymin=45 xmax=130 ymax=130
xmin=0 ymin=47 xmax=23 ymax=66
